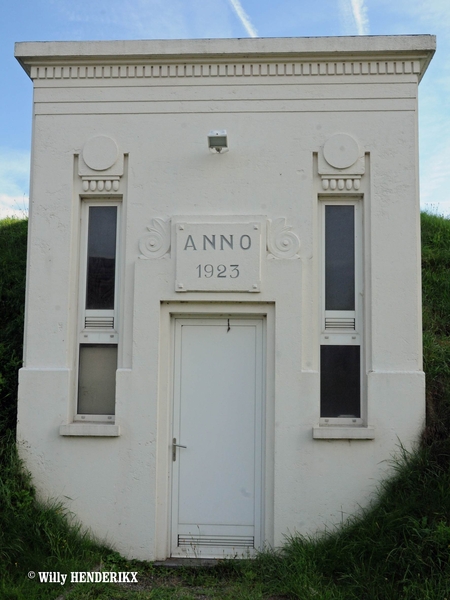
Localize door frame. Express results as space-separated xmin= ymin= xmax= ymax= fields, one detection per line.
xmin=156 ymin=302 xmax=275 ymax=561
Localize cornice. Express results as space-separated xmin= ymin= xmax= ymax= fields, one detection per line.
xmin=15 ymin=35 xmax=435 ymax=82
xmin=28 ymin=59 xmax=422 ymax=81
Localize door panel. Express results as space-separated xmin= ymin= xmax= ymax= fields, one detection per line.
xmin=171 ymin=318 xmax=264 ymax=557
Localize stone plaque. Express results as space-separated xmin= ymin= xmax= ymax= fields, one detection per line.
xmin=175 ymin=222 xmax=261 ymax=292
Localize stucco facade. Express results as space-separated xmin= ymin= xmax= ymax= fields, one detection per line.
xmin=16 ymin=35 xmax=435 ymax=560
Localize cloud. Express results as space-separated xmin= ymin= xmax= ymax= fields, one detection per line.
xmin=51 ymin=0 xmax=235 ymax=40
xmin=382 ymin=0 xmax=450 ymax=33
xmin=0 ymin=195 xmax=29 ymax=220
xmin=420 ymin=146 xmax=450 ymax=217
xmin=0 ymin=148 xmax=30 ymax=192
xmin=350 ymin=0 xmax=369 ymax=35
xmin=339 ymin=0 xmax=369 ymax=35
xmin=228 ymin=0 xmax=258 ymax=38
xmin=0 ymin=148 xmax=30 ymax=218
xmin=51 ymin=0 xmax=190 ymax=40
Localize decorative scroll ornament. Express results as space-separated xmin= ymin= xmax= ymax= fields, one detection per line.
xmin=139 ymin=218 xmax=171 ymax=259
xmin=267 ymin=218 xmax=301 ymax=259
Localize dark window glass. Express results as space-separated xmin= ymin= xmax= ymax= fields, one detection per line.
xmin=320 ymin=345 xmax=360 ymax=418
xmin=86 ymin=206 xmax=117 ymax=310
xmin=325 ymin=205 xmax=355 ymax=311
xmin=78 ymin=344 xmax=117 ymax=415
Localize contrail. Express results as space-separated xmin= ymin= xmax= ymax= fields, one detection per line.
xmin=350 ymin=0 xmax=369 ymax=35
xmin=228 ymin=0 xmax=258 ymax=38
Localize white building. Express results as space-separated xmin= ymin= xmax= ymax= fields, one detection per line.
xmin=15 ymin=35 xmax=435 ymax=560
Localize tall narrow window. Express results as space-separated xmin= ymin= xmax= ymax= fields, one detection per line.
xmin=86 ymin=206 xmax=117 ymax=311
xmin=320 ymin=200 xmax=362 ymax=423
xmin=325 ymin=205 xmax=355 ymax=312
xmin=76 ymin=202 xmax=120 ymax=421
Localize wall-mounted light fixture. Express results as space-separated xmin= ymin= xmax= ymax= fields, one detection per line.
xmin=208 ymin=130 xmax=228 ymax=153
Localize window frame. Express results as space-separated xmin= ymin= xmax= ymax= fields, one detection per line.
xmin=319 ymin=197 xmax=364 ymax=427
xmin=75 ymin=199 xmax=121 ymax=423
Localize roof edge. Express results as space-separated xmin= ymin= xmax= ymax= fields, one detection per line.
xmin=15 ymin=35 xmax=436 ymax=80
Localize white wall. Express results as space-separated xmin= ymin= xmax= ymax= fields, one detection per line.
xmin=16 ymin=36 xmax=434 ymax=559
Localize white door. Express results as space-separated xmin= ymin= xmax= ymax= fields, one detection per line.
xmin=171 ymin=317 xmax=264 ymax=558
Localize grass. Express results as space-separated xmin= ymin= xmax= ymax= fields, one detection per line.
xmin=0 ymin=431 xmax=108 ymax=599
xmin=0 ymin=217 xmax=28 ymax=436
xmin=1 ymin=212 xmax=450 ymax=599
xmin=249 ymin=448 xmax=450 ymax=599
xmin=421 ymin=212 xmax=450 ymax=454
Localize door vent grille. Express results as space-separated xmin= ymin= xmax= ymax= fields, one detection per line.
xmin=85 ymin=316 xmax=114 ymax=329
xmin=325 ymin=318 xmax=355 ymax=330
xmin=178 ymin=535 xmax=254 ymax=548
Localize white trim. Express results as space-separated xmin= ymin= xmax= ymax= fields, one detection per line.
xmin=319 ymin=198 xmax=365 ymax=425
xmin=156 ymin=302 xmax=274 ymax=562
xmin=60 ymin=423 xmax=120 ymax=436
xmin=26 ymin=61 xmax=423 ymax=82
xmin=73 ymin=412 xmax=116 ymax=424
xmin=75 ymin=199 xmax=121 ymax=421
xmin=312 ymin=426 xmax=374 ymax=440
xmin=15 ymin=35 xmax=435 ymax=62
xmin=78 ymin=200 xmax=121 ymax=341
xmin=320 ymin=198 xmax=363 ymax=335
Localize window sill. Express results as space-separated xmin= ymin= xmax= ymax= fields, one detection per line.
xmin=59 ymin=423 xmax=120 ymax=437
xmin=312 ymin=425 xmax=375 ymax=440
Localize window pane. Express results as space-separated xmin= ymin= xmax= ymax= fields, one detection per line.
xmin=320 ymin=345 xmax=360 ymax=418
xmin=78 ymin=345 xmax=117 ymax=415
xmin=325 ymin=205 xmax=355 ymax=311
xmin=86 ymin=206 xmax=117 ymax=310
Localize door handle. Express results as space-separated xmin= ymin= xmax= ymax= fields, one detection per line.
xmin=172 ymin=438 xmax=187 ymax=461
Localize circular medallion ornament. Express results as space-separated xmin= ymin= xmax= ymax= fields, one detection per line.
xmin=82 ymin=135 xmax=119 ymax=171
xmin=323 ymin=133 xmax=360 ymax=169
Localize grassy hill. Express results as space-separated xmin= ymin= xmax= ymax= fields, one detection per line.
xmin=1 ymin=212 xmax=450 ymax=599
xmin=0 ymin=218 xmax=27 ymax=436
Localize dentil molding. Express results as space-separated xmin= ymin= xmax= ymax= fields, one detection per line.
xmin=30 ymin=60 xmax=421 ymax=81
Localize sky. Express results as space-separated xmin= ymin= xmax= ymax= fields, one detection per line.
xmin=0 ymin=0 xmax=449 ymax=218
